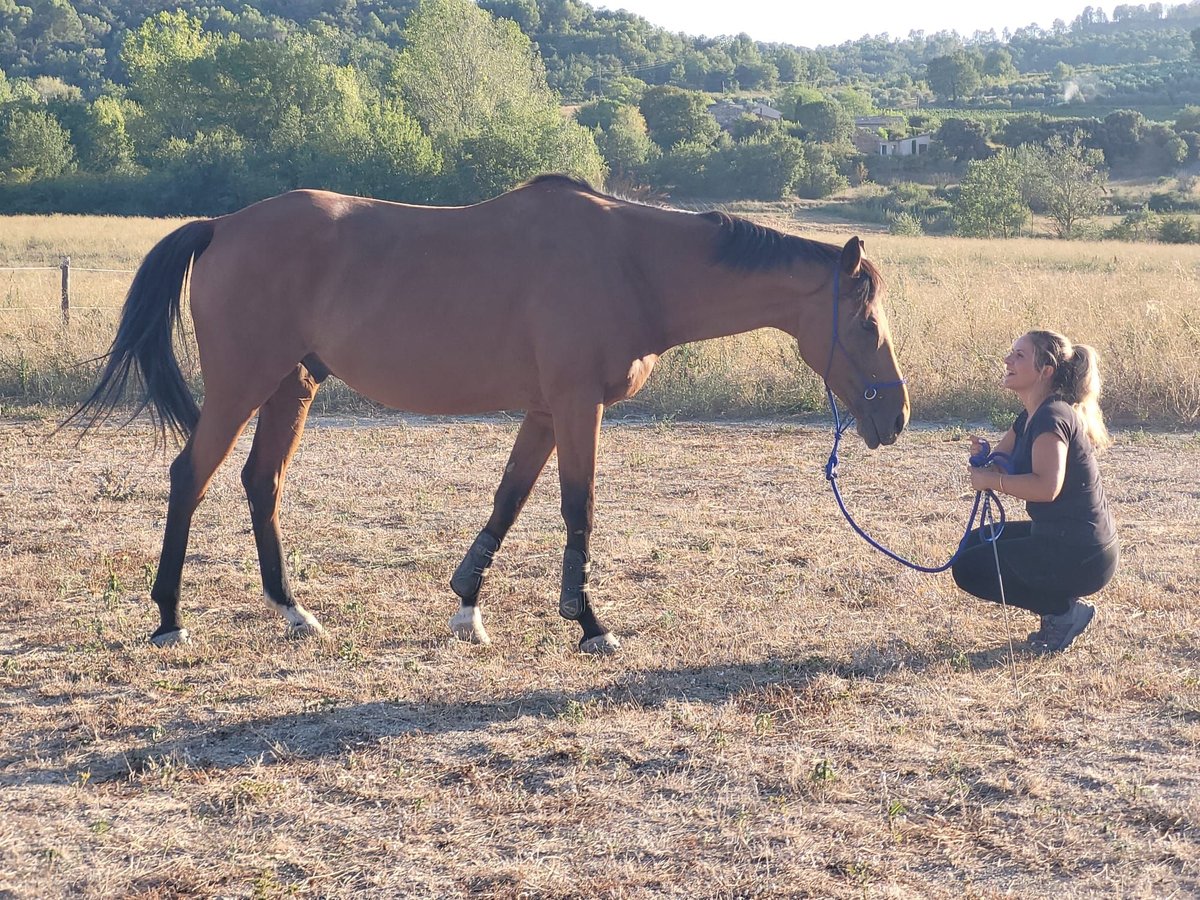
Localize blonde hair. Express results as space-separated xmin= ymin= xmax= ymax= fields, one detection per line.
xmin=1026 ymin=330 xmax=1112 ymax=452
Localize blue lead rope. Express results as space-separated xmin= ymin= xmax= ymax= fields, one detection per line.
xmin=819 ymin=266 xmax=1011 ymax=572
xmin=822 ymin=390 xmax=1012 ymax=572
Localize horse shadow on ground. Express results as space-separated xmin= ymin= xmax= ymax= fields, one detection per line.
xmin=35 ymin=637 xmax=1025 ymax=786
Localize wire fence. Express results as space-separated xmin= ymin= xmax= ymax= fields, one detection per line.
xmin=0 ymin=258 xmax=136 ymax=325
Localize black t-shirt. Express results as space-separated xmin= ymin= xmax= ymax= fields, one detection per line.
xmin=1011 ymin=398 xmax=1117 ymax=547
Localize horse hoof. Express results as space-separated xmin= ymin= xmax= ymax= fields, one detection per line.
xmin=449 ymin=605 xmax=491 ymax=645
xmin=265 ymin=595 xmax=325 ymax=637
xmin=150 ymin=628 xmax=190 ymax=648
xmin=579 ymin=633 xmax=620 ymax=655
xmin=286 ymin=621 xmax=326 ymax=640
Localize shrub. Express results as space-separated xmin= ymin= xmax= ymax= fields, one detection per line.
xmin=1158 ymin=215 xmax=1200 ymax=243
xmin=888 ymin=211 xmax=924 ymax=235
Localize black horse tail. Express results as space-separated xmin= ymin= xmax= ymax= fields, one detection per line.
xmin=66 ymin=219 xmax=215 ymax=442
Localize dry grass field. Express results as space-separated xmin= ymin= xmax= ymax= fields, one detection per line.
xmin=2 ymin=210 xmax=1200 ymax=424
xmin=1 ymin=412 xmax=1198 ymax=898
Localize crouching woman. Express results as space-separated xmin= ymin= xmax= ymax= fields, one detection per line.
xmin=953 ymin=330 xmax=1119 ymax=653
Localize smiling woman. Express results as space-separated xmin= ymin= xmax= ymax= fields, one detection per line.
xmin=953 ymin=329 xmax=1119 ymax=654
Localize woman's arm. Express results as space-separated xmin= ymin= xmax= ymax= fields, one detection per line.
xmin=969 ymin=432 xmax=1066 ymax=501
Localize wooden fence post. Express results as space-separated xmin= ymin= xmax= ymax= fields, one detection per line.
xmin=60 ymin=256 xmax=70 ymax=326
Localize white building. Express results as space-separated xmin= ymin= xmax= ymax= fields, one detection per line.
xmin=877 ymin=133 xmax=933 ymax=156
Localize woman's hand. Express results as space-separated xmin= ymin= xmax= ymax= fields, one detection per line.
xmin=967 ymin=465 xmax=996 ymax=492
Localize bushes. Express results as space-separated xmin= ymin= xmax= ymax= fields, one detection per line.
xmin=841 ymin=182 xmax=953 ymax=234
xmin=647 ymin=134 xmax=845 ymax=201
xmin=1158 ymin=215 xmax=1200 ymax=243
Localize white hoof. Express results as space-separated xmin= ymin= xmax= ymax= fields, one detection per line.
xmin=449 ymin=605 xmax=491 ymax=645
xmin=150 ymin=628 xmax=190 ymax=647
xmin=580 ymin=633 xmax=620 ymax=655
xmin=264 ymin=595 xmax=325 ymax=637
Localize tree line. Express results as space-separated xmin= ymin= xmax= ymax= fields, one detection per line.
xmin=1 ymin=1 xmax=1199 ymax=216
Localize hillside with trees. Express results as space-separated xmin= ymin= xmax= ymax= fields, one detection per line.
xmin=0 ymin=0 xmax=1198 ymax=241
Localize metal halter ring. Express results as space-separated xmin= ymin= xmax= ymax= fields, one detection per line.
xmin=863 ymin=387 xmax=878 ymax=401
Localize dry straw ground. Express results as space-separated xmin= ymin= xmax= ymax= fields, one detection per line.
xmin=1 ymin=414 xmax=1198 ymax=898
xmin=1 ymin=208 xmax=1198 ymax=897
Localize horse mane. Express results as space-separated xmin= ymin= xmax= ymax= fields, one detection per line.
xmin=520 ymin=176 xmax=876 ymax=285
xmin=701 ymin=211 xmax=844 ymax=272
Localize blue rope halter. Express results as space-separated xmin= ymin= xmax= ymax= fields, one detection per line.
xmin=820 ymin=268 xmax=1010 ymax=572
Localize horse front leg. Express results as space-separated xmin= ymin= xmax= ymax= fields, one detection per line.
xmin=552 ymin=399 xmax=618 ymax=654
xmin=449 ymin=411 xmax=555 ymax=644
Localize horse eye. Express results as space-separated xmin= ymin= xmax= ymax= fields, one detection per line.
xmin=861 ymin=318 xmax=877 ymax=332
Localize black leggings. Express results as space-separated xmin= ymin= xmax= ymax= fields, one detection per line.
xmin=951 ymin=521 xmax=1119 ymax=616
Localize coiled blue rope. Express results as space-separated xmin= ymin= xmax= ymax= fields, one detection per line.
xmin=819 ymin=267 xmax=1012 ymax=572
xmin=823 ymin=394 xmax=1012 ymax=572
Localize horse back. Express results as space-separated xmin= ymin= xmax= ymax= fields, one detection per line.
xmin=187 ymin=185 xmax=669 ymax=413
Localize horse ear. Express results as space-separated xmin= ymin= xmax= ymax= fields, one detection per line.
xmin=840 ymin=236 xmax=864 ymax=276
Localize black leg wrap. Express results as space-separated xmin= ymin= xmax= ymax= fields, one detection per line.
xmin=450 ymin=530 xmax=500 ymax=601
xmin=559 ymin=548 xmax=591 ymax=620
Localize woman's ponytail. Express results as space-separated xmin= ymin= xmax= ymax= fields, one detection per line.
xmin=1027 ymin=331 xmax=1112 ymax=452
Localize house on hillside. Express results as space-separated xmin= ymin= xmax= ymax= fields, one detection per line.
xmin=876 ymin=133 xmax=933 ymax=156
xmin=708 ymin=100 xmax=784 ymax=132
xmin=708 ymin=100 xmax=746 ymax=129
xmin=748 ymin=102 xmax=782 ymax=121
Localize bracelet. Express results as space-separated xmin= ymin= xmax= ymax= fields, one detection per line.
xmin=998 ymin=473 xmax=1005 ymax=494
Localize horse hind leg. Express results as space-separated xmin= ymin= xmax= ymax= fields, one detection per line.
xmin=450 ymin=411 xmax=555 ymax=645
xmin=150 ymin=394 xmax=258 ymax=646
xmin=241 ymin=363 xmax=325 ymax=639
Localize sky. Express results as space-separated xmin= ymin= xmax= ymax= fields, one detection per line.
xmin=593 ymin=1 xmax=1100 ymax=48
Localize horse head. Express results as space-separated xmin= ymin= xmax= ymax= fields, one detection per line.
xmin=811 ymin=237 xmax=909 ymax=449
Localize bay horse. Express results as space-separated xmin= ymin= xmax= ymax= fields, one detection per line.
xmin=71 ymin=175 xmax=908 ymax=653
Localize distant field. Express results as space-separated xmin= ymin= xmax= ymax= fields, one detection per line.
xmin=1 ymin=210 xmax=1199 ymax=425
xmin=1 ymin=416 xmax=1196 ymax=897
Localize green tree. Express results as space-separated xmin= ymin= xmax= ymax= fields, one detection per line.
xmin=1192 ymin=26 xmax=1200 ymax=60
xmin=479 ymin=0 xmax=541 ymax=31
xmin=638 ymin=85 xmax=719 ymax=150
xmin=983 ymin=48 xmax=1017 ymax=80
xmin=1098 ymin=109 xmax=1147 ymax=168
xmin=776 ymin=84 xmax=826 ymax=120
xmin=647 ymin=140 xmax=715 ymax=197
xmin=575 ymin=98 xmax=621 ymax=131
xmin=1175 ymin=106 xmax=1200 ymax=133
xmin=1038 ymin=133 xmax=1108 ymax=239
xmin=0 ymin=107 xmax=76 ymax=182
xmin=59 ymin=95 xmax=134 ymax=172
xmin=936 ymin=118 xmax=990 ymax=162
xmin=952 ymin=150 xmax=1028 ymax=237
xmin=792 ymin=99 xmax=853 ymax=145
xmin=725 ymin=134 xmax=806 ymax=200
xmin=1159 ymin=215 xmax=1199 ymax=244
xmin=121 ymin=10 xmax=216 ymax=149
xmin=396 ymin=0 xmax=603 ymax=198
xmin=397 ymin=0 xmax=551 ymax=145
xmin=926 ymin=53 xmax=981 ymax=104
xmin=587 ymin=103 xmax=654 ymax=184
xmin=796 ymin=144 xmax=848 ymax=199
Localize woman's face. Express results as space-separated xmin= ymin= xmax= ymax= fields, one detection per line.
xmin=1002 ymin=334 xmax=1051 ymax=394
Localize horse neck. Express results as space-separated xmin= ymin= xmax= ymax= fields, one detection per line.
xmin=653 ymin=260 xmax=831 ymax=350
